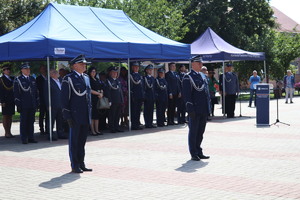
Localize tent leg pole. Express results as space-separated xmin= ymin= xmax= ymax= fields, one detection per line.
xmin=264 ymin=60 xmax=267 ymax=83
xmin=47 ymin=57 xmax=52 ymax=142
xmin=222 ymin=62 xmax=226 ymax=117
xmin=128 ymin=58 xmax=131 ymax=132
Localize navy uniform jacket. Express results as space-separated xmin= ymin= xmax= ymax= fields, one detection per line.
xmin=106 ymin=77 xmax=124 ymax=104
xmin=130 ymin=72 xmax=144 ymax=101
xmin=61 ymin=71 xmax=91 ymax=125
xmin=165 ymin=71 xmax=181 ymax=96
xmin=219 ymin=72 xmax=239 ymax=95
xmin=13 ymin=75 xmax=39 ymax=110
xmin=44 ymin=78 xmax=62 ymax=109
xmin=144 ymin=75 xmax=155 ymax=101
xmin=0 ymin=75 xmax=15 ymax=104
xmin=154 ymin=77 xmax=168 ymax=102
xmin=182 ymin=70 xmax=210 ymax=115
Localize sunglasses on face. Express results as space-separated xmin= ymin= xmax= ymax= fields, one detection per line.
xmin=3 ymin=68 xmax=11 ymax=71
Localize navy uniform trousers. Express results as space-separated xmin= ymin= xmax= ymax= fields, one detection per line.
xmin=188 ymin=113 xmax=207 ymax=157
xmin=20 ymin=109 xmax=36 ymax=142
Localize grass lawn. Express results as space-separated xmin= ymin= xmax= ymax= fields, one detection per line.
xmin=0 ymin=112 xmax=39 ymax=123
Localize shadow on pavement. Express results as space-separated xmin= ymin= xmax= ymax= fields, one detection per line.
xmin=175 ymin=160 xmax=209 ymax=173
xmin=39 ymin=173 xmax=80 ymax=189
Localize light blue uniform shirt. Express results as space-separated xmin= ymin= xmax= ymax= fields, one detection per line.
xmin=249 ymin=75 xmax=261 ymax=89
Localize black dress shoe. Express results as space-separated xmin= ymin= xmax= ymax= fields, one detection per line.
xmin=71 ymin=168 xmax=83 ymax=173
xmin=191 ymin=156 xmax=200 ymax=161
xmin=96 ymin=132 xmax=103 ymax=135
xmin=22 ymin=141 xmax=28 ymax=144
xmin=132 ymin=126 xmax=143 ymax=130
xmin=198 ymin=155 xmax=210 ymax=159
xmin=80 ymin=167 xmax=93 ymax=172
xmin=5 ymin=134 xmax=15 ymax=138
xmin=116 ymin=129 xmax=124 ymax=132
xmin=28 ymin=139 xmax=38 ymax=143
xmin=110 ymin=130 xmax=117 ymax=133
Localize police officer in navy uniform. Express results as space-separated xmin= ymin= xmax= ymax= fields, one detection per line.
xmin=106 ymin=66 xmax=124 ymax=133
xmin=219 ymin=63 xmax=239 ymax=118
xmin=14 ymin=63 xmax=39 ymax=144
xmin=154 ymin=68 xmax=168 ymax=127
xmin=0 ymin=64 xmax=15 ymax=138
xmin=61 ymin=55 xmax=92 ymax=173
xmin=143 ymin=64 xmax=156 ymax=128
xmin=130 ymin=62 xmax=144 ymax=130
xmin=182 ymin=56 xmax=210 ymax=161
xmin=177 ymin=64 xmax=187 ymax=124
xmin=165 ymin=62 xmax=181 ymax=125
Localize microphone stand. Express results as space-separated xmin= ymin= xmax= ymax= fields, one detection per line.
xmin=270 ymin=88 xmax=290 ymax=126
xmin=238 ymin=89 xmax=251 ymax=118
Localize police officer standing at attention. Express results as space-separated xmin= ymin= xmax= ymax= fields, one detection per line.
xmin=219 ymin=63 xmax=239 ymax=118
xmin=0 ymin=64 xmax=15 ymax=138
xmin=143 ymin=64 xmax=156 ymax=128
xmin=182 ymin=56 xmax=210 ymax=161
xmin=165 ymin=62 xmax=181 ymax=125
xmin=154 ymin=68 xmax=168 ymax=127
xmin=106 ymin=66 xmax=124 ymax=133
xmin=14 ymin=63 xmax=39 ymax=144
xmin=61 ymin=55 xmax=92 ymax=173
xmin=177 ymin=64 xmax=187 ymax=124
xmin=130 ymin=62 xmax=144 ymax=130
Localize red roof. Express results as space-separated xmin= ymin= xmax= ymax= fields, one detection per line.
xmin=272 ymin=6 xmax=300 ymax=33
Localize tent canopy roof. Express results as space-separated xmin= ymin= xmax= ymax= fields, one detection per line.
xmin=0 ymin=3 xmax=190 ymax=62
xmin=191 ymin=27 xmax=265 ymax=61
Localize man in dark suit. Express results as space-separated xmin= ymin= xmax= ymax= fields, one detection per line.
xmin=0 ymin=64 xmax=15 ymax=138
xmin=182 ymin=56 xmax=210 ymax=161
xmin=36 ymin=64 xmax=49 ymax=135
xmin=129 ymin=62 xmax=144 ymax=130
xmin=165 ymin=62 xmax=181 ymax=125
xmin=44 ymin=69 xmax=67 ymax=140
xmin=143 ymin=64 xmax=156 ymax=128
xmin=61 ymin=55 xmax=92 ymax=173
xmin=154 ymin=68 xmax=168 ymax=127
xmin=106 ymin=66 xmax=124 ymax=133
xmin=14 ymin=63 xmax=39 ymax=144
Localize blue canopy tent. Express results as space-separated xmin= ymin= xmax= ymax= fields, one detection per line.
xmin=0 ymin=3 xmax=191 ymax=138
xmin=191 ymin=27 xmax=266 ymax=117
xmin=191 ymin=27 xmax=265 ymax=62
xmin=0 ymin=3 xmax=190 ymax=61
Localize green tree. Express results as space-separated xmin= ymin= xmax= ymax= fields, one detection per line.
xmin=0 ymin=0 xmax=46 ymax=36
xmin=270 ymin=32 xmax=300 ymax=80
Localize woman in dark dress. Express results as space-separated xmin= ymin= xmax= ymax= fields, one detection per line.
xmin=88 ymin=67 xmax=104 ymax=135
xmin=0 ymin=64 xmax=15 ymax=138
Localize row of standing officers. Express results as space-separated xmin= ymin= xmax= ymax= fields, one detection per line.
xmin=1 ymin=54 xmax=239 ymax=172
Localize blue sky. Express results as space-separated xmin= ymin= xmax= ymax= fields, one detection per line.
xmin=270 ymin=0 xmax=300 ymax=24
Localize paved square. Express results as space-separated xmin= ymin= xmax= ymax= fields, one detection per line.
xmin=0 ymin=97 xmax=300 ymax=200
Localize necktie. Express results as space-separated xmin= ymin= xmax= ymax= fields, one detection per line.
xmin=80 ymin=75 xmax=86 ymax=85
